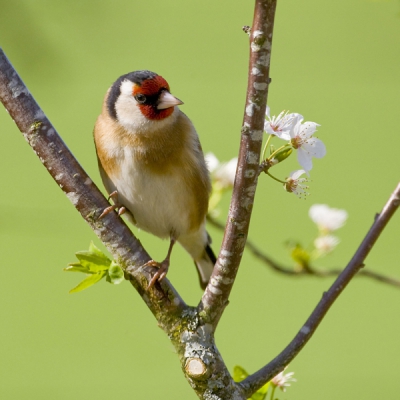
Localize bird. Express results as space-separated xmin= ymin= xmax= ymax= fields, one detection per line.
xmin=93 ymin=70 xmax=216 ymax=289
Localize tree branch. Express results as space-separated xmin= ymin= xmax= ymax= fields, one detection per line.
xmin=3 ymin=0 xmax=395 ymax=396
xmin=239 ymin=182 xmax=400 ymax=396
xmin=207 ymin=215 xmax=400 ymax=288
xmin=199 ymin=0 xmax=277 ymax=329
xmin=1 ymin=1 xmax=279 ymax=397
xmin=0 ymin=47 xmax=186 ymax=324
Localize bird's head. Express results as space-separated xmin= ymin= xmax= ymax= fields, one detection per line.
xmin=107 ymin=70 xmax=183 ymax=133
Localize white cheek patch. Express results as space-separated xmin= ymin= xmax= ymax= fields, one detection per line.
xmin=115 ymin=79 xmax=180 ymax=135
xmin=120 ymin=80 xmax=135 ymax=96
xmin=115 ymin=81 xmax=146 ymax=132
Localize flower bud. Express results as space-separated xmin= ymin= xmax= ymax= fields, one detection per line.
xmin=272 ymin=146 xmax=292 ymax=163
xmin=263 ymin=147 xmax=293 ymax=172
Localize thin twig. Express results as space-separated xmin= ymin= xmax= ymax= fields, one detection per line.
xmin=239 ymin=182 xmax=400 ymax=396
xmin=207 ymin=215 xmax=400 ymax=287
xmin=199 ymin=0 xmax=278 ymax=329
xmin=3 ymin=1 xmax=397 ymax=395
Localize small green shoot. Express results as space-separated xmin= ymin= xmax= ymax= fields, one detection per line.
xmin=233 ymin=365 xmax=270 ymax=400
xmin=64 ymin=242 xmax=124 ymax=293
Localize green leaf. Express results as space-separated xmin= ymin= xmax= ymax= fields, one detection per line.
xmin=68 ymin=271 xmax=106 ymax=294
xmin=257 ymin=381 xmax=270 ymax=395
xmin=64 ymin=264 xmax=93 ymax=274
xmin=233 ymin=365 xmax=270 ymax=400
xmin=251 ymin=392 xmax=266 ymax=400
xmin=107 ymin=261 xmax=124 ymax=285
xmin=65 ymin=242 xmax=124 ymax=293
xmin=233 ymin=365 xmax=249 ymax=382
xmin=251 ymin=382 xmax=270 ymax=400
xmin=89 ymin=241 xmax=110 ymax=262
xmin=75 ymin=251 xmax=111 ymax=272
xmin=286 ymin=240 xmax=310 ymax=269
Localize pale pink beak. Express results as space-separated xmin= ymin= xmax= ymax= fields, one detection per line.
xmin=157 ymin=90 xmax=184 ymax=110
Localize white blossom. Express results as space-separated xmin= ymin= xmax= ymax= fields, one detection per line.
xmin=205 ymin=152 xmax=237 ymax=189
xmin=205 ymin=152 xmax=220 ymax=174
xmin=309 ymin=204 xmax=348 ymax=232
xmin=214 ymin=158 xmax=237 ymax=189
xmin=271 ymin=367 xmax=296 ymax=392
xmin=264 ymin=106 xmax=301 ymax=139
xmin=264 ymin=108 xmax=325 ymax=171
xmin=284 ymin=170 xmax=309 ymax=198
xmin=314 ymin=235 xmax=340 ymax=253
xmin=289 ymin=119 xmax=326 ymax=171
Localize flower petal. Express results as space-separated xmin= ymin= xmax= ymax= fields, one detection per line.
xmin=312 ymin=138 xmax=326 ymax=158
xmin=289 ymin=169 xmax=307 ymax=179
xmin=300 ymin=121 xmax=319 ymax=138
xmin=274 ymin=130 xmax=291 ymax=140
xmin=314 ymin=235 xmax=340 ymax=252
xmin=214 ymin=157 xmax=237 ymax=188
xmin=297 ymin=148 xmax=313 ymax=171
xmin=205 ymin=152 xmax=220 ymax=173
xmin=309 ymin=204 xmax=348 ymax=231
xmin=288 ymin=116 xmax=306 ymax=139
xmin=264 ymin=121 xmax=278 ymax=135
xmin=290 ymin=113 xmax=304 ymax=126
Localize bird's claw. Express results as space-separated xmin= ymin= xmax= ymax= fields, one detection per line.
xmin=118 ymin=206 xmax=126 ymax=216
xmin=145 ymin=259 xmax=170 ymax=290
xmin=99 ymin=205 xmax=116 ymax=219
xmin=107 ymin=190 xmax=119 ymax=201
xmin=99 ymin=191 xmax=125 ymax=219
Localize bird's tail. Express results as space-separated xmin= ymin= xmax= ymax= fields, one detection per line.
xmin=194 ymin=244 xmax=217 ymax=289
xmin=178 ymin=229 xmax=217 ymax=289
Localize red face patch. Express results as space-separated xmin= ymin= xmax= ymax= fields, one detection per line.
xmin=138 ymin=104 xmax=174 ymax=120
xmin=132 ymin=75 xmax=170 ymax=96
xmin=132 ymin=75 xmax=174 ymax=120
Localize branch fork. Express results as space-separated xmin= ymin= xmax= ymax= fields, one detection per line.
xmin=1 ymin=0 xmax=399 ymax=398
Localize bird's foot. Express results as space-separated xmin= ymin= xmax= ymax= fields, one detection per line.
xmin=99 ymin=191 xmax=126 ymax=219
xmin=107 ymin=190 xmax=119 ymax=202
xmin=145 ymin=259 xmax=170 ymax=289
xmin=118 ymin=207 xmax=126 ymax=216
xmin=99 ymin=205 xmax=126 ymax=219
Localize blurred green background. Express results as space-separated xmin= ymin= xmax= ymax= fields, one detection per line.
xmin=1 ymin=0 xmax=399 ymax=399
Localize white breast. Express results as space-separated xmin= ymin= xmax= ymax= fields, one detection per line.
xmin=111 ymin=147 xmax=193 ymax=239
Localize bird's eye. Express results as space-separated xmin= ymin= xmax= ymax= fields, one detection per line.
xmin=134 ymin=94 xmax=147 ymax=104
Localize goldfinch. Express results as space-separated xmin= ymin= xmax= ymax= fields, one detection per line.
xmin=93 ymin=70 xmax=216 ymax=289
